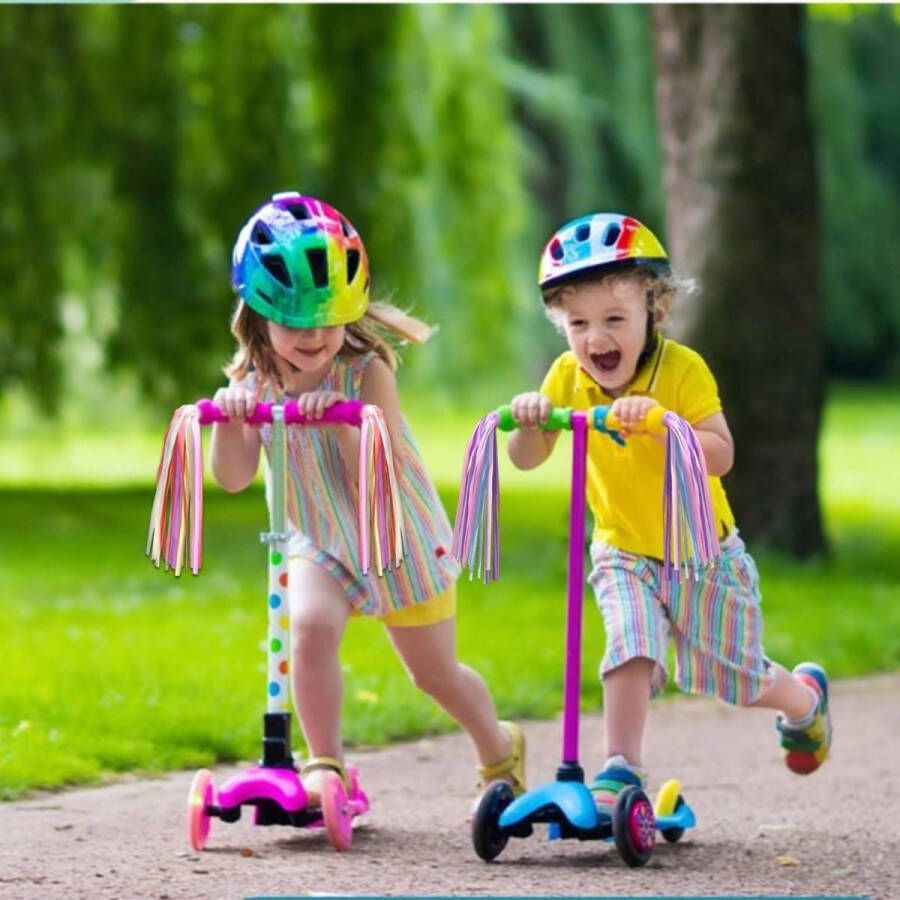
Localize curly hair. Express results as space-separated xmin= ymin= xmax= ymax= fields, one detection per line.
xmin=540 ymin=264 xmax=696 ymax=333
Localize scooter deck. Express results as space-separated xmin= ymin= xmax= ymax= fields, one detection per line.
xmin=499 ymin=778 xmax=696 ymax=841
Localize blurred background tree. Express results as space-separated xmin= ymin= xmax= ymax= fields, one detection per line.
xmin=0 ymin=4 xmax=897 ymax=555
xmin=653 ymin=5 xmax=825 ymax=556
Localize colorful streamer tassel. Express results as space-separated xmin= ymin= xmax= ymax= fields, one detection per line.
xmin=660 ymin=411 xmax=720 ymax=580
xmin=147 ymin=404 xmax=204 ymax=576
xmin=451 ymin=411 xmax=501 ymax=583
xmin=358 ymin=404 xmax=405 ymax=575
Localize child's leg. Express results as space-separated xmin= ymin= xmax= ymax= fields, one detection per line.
xmin=588 ymin=543 xmax=669 ymax=815
xmin=385 ymin=616 xmax=516 ymax=780
xmin=602 ymin=657 xmax=656 ymax=766
xmin=589 ymin=658 xmax=655 ymax=818
xmin=754 ymin=660 xmax=832 ymax=775
xmin=667 ymin=532 xmax=832 ymax=774
xmin=750 ymin=661 xmax=817 ymax=719
xmin=288 ymin=558 xmax=351 ymax=800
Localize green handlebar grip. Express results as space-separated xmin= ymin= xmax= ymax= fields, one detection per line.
xmin=495 ymin=404 xmax=573 ymax=432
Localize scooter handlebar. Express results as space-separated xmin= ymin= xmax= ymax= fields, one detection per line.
xmin=494 ymin=402 xmax=667 ymax=437
xmin=195 ymin=397 xmax=366 ymax=427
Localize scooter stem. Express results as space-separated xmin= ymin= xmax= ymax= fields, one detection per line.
xmin=561 ymin=412 xmax=588 ymax=774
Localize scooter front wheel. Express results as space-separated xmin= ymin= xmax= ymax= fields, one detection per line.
xmin=472 ymin=782 xmax=515 ymax=862
xmin=612 ymin=785 xmax=655 ymax=868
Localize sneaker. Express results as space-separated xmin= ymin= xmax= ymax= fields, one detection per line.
xmin=776 ymin=662 xmax=832 ymax=775
xmin=590 ymin=755 xmax=645 ymax=821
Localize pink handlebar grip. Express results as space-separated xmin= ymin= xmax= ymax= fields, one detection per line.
xmin=195 ymin=398 xmax=365 ymax=427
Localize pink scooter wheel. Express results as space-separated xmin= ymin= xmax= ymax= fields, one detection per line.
xmin=187 ymin=769 xmax=215 ymax=851
xmin=321 ymin=771 xmax=353 ymax=852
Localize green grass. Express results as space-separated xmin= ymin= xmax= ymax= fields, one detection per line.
xmin=0 ymin=383 xmax=898 ymax=798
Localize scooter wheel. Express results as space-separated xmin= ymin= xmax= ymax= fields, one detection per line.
xmin=321 ymin=771 xmax=353 ymax=852
xmin=660 ymin=796 xmax=687 ymax=844
xmin=654 ymin=778 xmax=686 ymax=844
xmin=187 ymin=769 xmax=215 ymax=851
xmin=612 ymin=785 xmax=655 ymax=868
xmin=472 ymin=781 xmax=514 ymax=862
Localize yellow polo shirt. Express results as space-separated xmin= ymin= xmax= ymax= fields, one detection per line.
xmin=540 ymin=336 xmax=735 ymax=558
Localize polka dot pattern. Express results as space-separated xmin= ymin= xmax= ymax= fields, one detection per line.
xmin=265 ymin=549 xmax=290 ymax=714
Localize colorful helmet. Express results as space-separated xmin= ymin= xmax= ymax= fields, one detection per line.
xmin=231 ymin=192 xmax=369 ymax=328
xmin=538 ymin=213 xmax=669 ymax=290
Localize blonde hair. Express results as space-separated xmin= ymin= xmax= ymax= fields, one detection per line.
xmin=224 ymin=299 xmax=435 ymax=392
xmin=541 ymin=265 xmax=694 ymax=334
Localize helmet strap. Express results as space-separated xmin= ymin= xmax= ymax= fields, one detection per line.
xmin=635 ymin=290 xmax=658 ymax=372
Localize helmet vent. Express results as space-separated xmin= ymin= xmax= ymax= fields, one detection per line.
xmin=602 ymin=224 xmax=621 ymax=247
xmin=575 ymin=223 xmax=591 ymax=242
xmin=340 ymin=217 xmax=353 ymax=238
xmin=346 ymin=249 xmax=361 ymax=284
xmin=262 ymin=255 xmax=292 ymax=288
xmin=251 ymin=221 xmax=274 ymax=245
xmin=306 ymin=248 xmax=329 ymax=288
xmin=549 ymin=238 xmax=564 ymax=261
xmin=284 ymin=201 xmax=311 ymax=221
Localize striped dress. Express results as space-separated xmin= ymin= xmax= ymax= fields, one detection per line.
xmin=251 ymin=351 xmax=459 ymax=617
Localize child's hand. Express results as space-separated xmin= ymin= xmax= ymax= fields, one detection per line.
xmin=510 ymin=392 xmax=552 ymax=428
xmin=296 ymin=390 xmax=346 ymax=420
xmin=212 ymin=385 xmax=257 ymax=422
xmin=610 ymin=396 xmax=661 ymax=438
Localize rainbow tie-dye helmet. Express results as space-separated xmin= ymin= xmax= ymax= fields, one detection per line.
xmin=538 ymin=213 xmax=669 ymax=290
xmin=232 ymin=192 xmax=369 ymax=328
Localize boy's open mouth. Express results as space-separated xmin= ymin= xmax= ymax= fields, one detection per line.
xmin=590 ymin=350 xmax=621 ymax=372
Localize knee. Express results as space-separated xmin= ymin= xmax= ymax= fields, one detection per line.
xmin=291 ymin=618 xmax=341 ymax=665
xmin=407 ymin=662 xmax=457 ymax=699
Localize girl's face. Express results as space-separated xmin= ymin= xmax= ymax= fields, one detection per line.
xmin=267 ymin=321 xmax=345 ymax=376
xmin=558 ymin=278 xmax=650 ymax=397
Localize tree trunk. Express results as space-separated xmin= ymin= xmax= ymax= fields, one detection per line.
xmin=652 ymin=4 xmax=826 ymax=557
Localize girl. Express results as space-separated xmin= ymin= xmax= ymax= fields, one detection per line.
xmin=507 ymin=213 xmax=831 ymax=817
xmin=210 ymin=192 xmax=525 ymax=808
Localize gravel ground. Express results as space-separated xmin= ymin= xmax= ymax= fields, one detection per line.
xmin=2 ymin=674 xmax=898 ymax=900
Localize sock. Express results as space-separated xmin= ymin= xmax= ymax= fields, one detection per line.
xmin=601 ymin=754 xmax=646 ymax=784
xmin=784 ymin=684 xmax=820 ymax=729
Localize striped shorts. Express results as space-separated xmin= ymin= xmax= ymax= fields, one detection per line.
xmin=288 ymin=534 xmax=456 ymax=625
xmin=588 ymin=532 xmax=773 ymax=705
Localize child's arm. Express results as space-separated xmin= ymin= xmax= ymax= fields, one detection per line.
xmin=209 ymin=385 xmax=262 ymax=492
xmin=507 ymin=391 xmax=560 ymax=470
xmin=690 ymin=411 xmax=734 ymax=477
xmin=611 ymin=397 xmax=734 ymax=477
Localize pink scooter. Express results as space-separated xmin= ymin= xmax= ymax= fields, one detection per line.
xmin=149 ymin=398 xmax=401 ymax=852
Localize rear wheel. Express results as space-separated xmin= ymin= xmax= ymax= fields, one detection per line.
xmin=187 ymin=769 xmax=215 ymax=851
xmin=321 ymin=771 xmax=353 ymax=852
xmin=654 ymin=778 xmax=686 ymax=844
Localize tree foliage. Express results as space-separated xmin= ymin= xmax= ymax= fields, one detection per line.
xmin=0 ymin=5 xmax=896 ymax=417
xmin=809 ymin=6 xmax=900 ymax=377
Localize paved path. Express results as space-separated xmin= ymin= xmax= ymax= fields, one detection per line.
xmin=2 ymin=674 xmax=898 ymax=899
